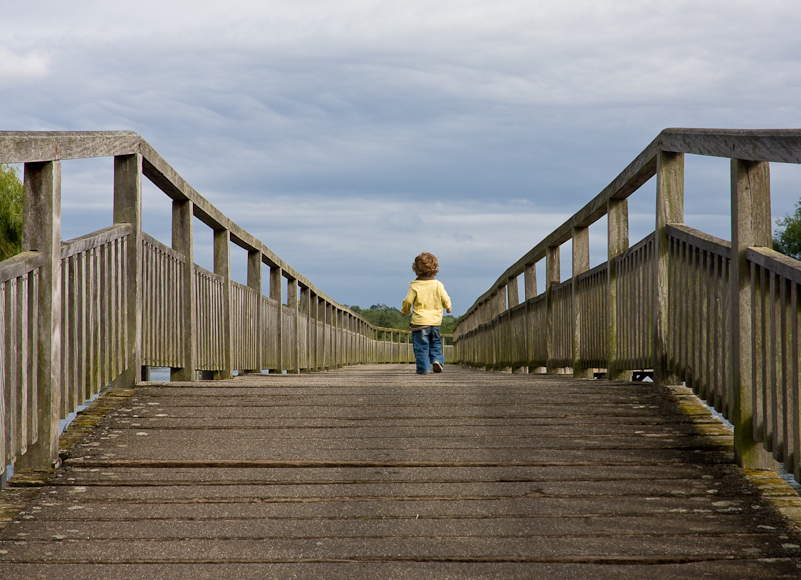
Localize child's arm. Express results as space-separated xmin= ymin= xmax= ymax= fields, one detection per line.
xmin=401 ymin=287 xmax=415 ymax=316
xmin=440 ymin=283 xmax=452 ymax=314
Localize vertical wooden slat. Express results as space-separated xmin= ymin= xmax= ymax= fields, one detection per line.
xmin=113 ymin=238 xmax=121 ymax=379
xmin=709 ymin=256 xmax=725 ymax=413
xmin=5 ymin=279 xmax=17 ymax=463
xmin=0 ymin=283 xmax=6 ymax=467
xmin=791 ymin=282 xmax=801 ymax=482
xmin=777 ymin=276 xmax=789 ymax=460
xmin=721 ymin=256 xmax=731 ymax=420
xmin=18 ymin=274 xmax=28 ymax=453
xmin=61 ymin=258 xmax=70 ymax=416
xmin=28 ymin=269 xmax=39 ymax=446
xmin=120 ymin=236 xmax=128 ymax=374
xmin=76 ymin=253 xmax=86 ymax=403
xmin=768 ymin=270 xmax=779 ymax=456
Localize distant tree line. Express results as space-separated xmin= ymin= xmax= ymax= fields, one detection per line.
xmin=350 ymin=303 xmax=458 ymax=334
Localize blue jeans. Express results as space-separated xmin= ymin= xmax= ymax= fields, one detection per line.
xmin=412 ymin=326 xmax=444 ymax=374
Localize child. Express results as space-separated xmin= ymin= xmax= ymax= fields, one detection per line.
xmin=401 ymin=252 xmax=452 ymax=374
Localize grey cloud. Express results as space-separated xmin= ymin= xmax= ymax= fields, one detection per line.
xmin=2 ymin=0 xmax=801 ymax=313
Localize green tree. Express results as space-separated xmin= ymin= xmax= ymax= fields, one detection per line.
xmin=440 ymin=315 xmax=458 ymax=335
xmin=350 ymin=303 xmax=411 ymax=329
xmin=773 ymin=200 xmax=801 ymax=260
xmin=0 ymin=164 xmax=24 ymax=261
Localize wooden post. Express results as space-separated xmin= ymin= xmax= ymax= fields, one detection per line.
xmin=287 ymin=277 xmax=299 ymax=373
xmin=572 ymin=226 xmax=592 ymax=378
xmin=112 ymin=154 xmax=143 ymax=389
xmin=213 ymin=229 xmax=233 ymax=379
xmin=654 ymin=151 xmax=683 ymax=385
xmin=322 ymin=301 xmax=330 ymax=370
xmin=16 ymin=161 xmax=62 ymax=472
xmin=524 ymin=263 xmax=537 ymax=300
xmin=507 ymin=275 xmax=525 ymax=373
xmin=608 ymin=198 xmax=631 ymax=381
xmin=507 ymin=277 xmax=520 ymax=308
xmin=475 ymin=301 xmax=485 ymax=368
xmin=522 ymin=262 xmax=538 ymax=374
xmin=269 ymin=266 xmax=282 ymax=373
xmin=545 ymin=245 xmax=560 ymax=374
xmin=334 ymin=308 xmax=342 ymax=368
xmin=299 ymin=285 xmax=310 ymax=372
xmin=244 ymin=250 xmax=262 ymax=374
xmin=731 ymin=159 xmax=776 ymax=469
xmin=309 ymin=292 xmax=319 ymax=370
xmin=171 ymin=199 xmax=196 ymax=381
xmin=493 ymin=288 xmax=506 ymax=370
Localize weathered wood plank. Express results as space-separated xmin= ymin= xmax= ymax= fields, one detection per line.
xmin=667 ymin=223 xmax=731 ymax=258
xmin=660 ymin=128 xmax=801 ymax=163
xmin=0 ymin=131 xmax=140 ymax=163
xmin=0 ymin=252 xmax=46 ymax=285
xmin=2 ymin=366 xmax=801 ymax=577
xmin=748 ymin=246 xmax=801 ymax=286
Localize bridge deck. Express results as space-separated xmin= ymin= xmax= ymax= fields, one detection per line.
xmin=1 ymin=365 xmax=801 ymax=579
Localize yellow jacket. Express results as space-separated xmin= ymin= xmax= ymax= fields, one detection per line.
xmin=401 ymin=278 xmax=452 ymax=326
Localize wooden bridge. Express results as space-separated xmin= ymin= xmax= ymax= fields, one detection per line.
xmin=2 ymin=130 xmax=801 ymax=577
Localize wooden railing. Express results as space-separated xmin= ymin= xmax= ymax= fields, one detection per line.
xmin=453 ymin=128 xmax=801 ymax=478
xmin=0 ymin=131 xmax=452 ymax=481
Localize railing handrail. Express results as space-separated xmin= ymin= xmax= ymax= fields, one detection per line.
xmin=0 ymin=131 xmax=367 ymax=325
xmin=452 ymin=126 xmax=801 ymax=484
xmin=457 ymin=128 xmax=801 ymax=325
xmin=61 ymin=224 xmax=133 ymax=260
xmin=1 ymin=131 xmax=455 ymax=480
xmin=0 ymin=250 xmax=47 ymax=284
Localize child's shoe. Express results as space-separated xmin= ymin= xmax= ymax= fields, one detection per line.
xmin=432 ymin=361 xmax=443 ymax=373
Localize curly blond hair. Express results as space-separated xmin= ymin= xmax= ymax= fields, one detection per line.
xmin=412 ymin=252 xmax=439 ymax=276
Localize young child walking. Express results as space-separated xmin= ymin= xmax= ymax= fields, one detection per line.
xmin=401 ymin=252 xmax=452 ymax=374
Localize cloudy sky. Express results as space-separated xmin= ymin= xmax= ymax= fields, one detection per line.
xmin=2 ymin=0 xmax=800 ymax=314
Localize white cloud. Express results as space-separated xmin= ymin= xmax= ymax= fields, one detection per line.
xmin=0 ymin=47 xmax=49 ymax=82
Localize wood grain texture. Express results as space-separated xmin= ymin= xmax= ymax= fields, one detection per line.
xmin=3 ymin=366 xmax=801 ymax=578
xmin=0 ymin=131 xmax=139 ymax=164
